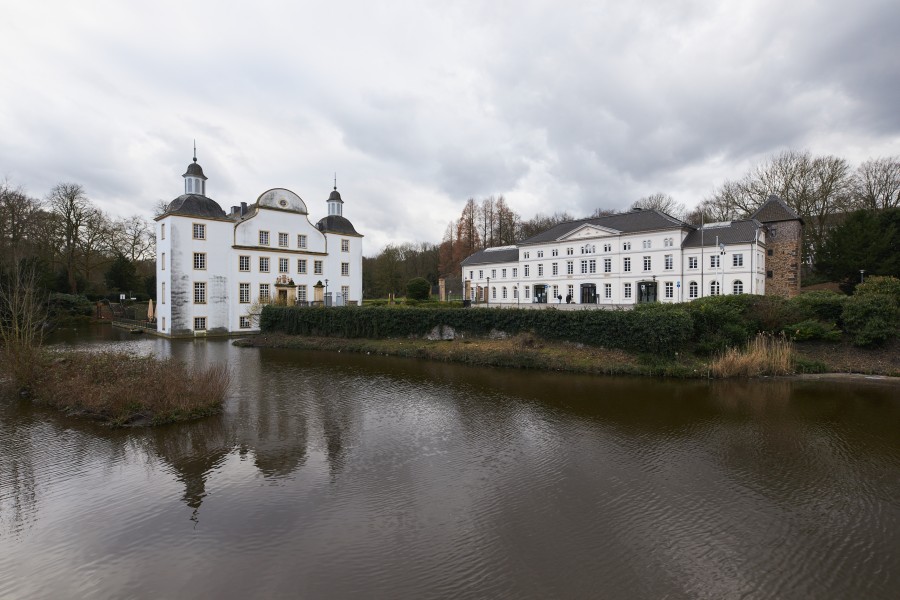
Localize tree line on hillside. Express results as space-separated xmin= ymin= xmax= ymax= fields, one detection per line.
xmin=0 ymin=179 xmax=156 ymax=300
xmin=362 ymin=151 xmax=898 ymax=297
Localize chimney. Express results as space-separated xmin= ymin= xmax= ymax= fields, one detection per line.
xmin=240 ymin=202 xmax=248 ymax=216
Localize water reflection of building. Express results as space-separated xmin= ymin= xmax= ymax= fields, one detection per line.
xmin=146 ymin=418 xmax=232 ymax=518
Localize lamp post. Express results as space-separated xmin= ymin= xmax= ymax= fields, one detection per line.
xmin=860 ymin=269 xmax=865 ymax=284
xmin=486 ymin=276 xmax=490 ymax=305
xmin=325 ymin=278 xmax=329 ymax=306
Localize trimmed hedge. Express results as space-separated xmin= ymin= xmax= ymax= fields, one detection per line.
xmin=261 ymin=285 xmax=898 ymax=354
xmin=261 ymin=303 xmax=694 ymax=356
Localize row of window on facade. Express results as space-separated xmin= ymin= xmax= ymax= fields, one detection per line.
xmin=157 ymin=281 xmax=350 ymax=306
xmin=471 ymin=253 xmax=749 ymax=281
xmin=473 ymin=279 xmax=748 ymax=301
xmin=520 ymin=238 xmax=678 ymax=260
xmin=160 ymin=252 xmax=350 ymax=276
xmin=164 ymin=222 xmax=351 ymax=253
xmin=188 ymin=316 xmax=252 ymax=331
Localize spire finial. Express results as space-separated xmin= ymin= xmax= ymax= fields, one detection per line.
xmin=193 ymin=139 xmax=197 ymax=163
xmin=333 ymin=172 xmax=337 ymax=191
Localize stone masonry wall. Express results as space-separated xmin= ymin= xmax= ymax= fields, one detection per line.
xmin=765 ymin=220 xmax=802 ymax=298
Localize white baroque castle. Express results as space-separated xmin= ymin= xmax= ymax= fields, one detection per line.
xmin=462 ymin=198 xmax=801 ymax=306
xmin=155 ymin=153 xmax=363 ymax=336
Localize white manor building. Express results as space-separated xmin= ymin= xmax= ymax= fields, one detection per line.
xmin=462 ymin=197 xmax=802 ymax=307
xmin=155 ymin=153 xmax=363 ymax=336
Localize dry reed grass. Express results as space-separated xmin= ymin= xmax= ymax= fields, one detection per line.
xmin=709 ymin=333 xmax=794 ymax=378
xmin=33 ymin=351 xmax=230 ymax=426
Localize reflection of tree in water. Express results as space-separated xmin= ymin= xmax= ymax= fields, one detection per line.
xmin=250 ymin=409 xmax=309 ymax=479
xmin=0 ymin=400 xmax=129 ymax=535
xmin=312 ymin=377 xmax=360 ymax=477
xmin=144 ymin=417 xmax=232 ymax=521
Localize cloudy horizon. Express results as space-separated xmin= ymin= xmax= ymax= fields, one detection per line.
xmin=2 ymin=0 xmax=898 ymax=253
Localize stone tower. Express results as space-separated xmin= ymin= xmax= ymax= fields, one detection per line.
xmin=752 ymin=196 xmax=803 ymax=298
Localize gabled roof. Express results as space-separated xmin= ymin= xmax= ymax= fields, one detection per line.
xmin=682 ymin=219 xmax=762 ymax=248
xmin=461 ymin=246 xmax=519 ymax=266
xmin=751 ymin=195 xmax=803 ymax=224
xmin=520 ymin=209 xmax=689 ymax=245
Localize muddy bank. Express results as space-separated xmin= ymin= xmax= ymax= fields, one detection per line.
xmin=234 ymin=333 xmax=900 ymax=378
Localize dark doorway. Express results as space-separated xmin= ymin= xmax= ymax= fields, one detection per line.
xmin=580 ymin=284 xmax=597 ymax=304
xmin=637 ymin=281 xmax=657 ymax=303
xmin=533 ymin=284 xmax=547 ymax=303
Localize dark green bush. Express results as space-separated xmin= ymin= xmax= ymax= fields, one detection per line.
xmin=789 ymin=291 xmax=847 ymax=324
xmin=47 ymin=293 xmax=93 ymax=322
xmin=782 ymin=319 xmax=842 ymax=342
xmin=406 ymin=277 xmax=431 ymax=301
xmin=842 ymin=277 xmax=900 ymax=347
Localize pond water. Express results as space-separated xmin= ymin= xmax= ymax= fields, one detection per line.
xmin=1 ymin=324 xmax=899 ymax=599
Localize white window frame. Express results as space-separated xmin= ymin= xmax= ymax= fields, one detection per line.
xmin=194 ymin=281 xmax=206 ymax=304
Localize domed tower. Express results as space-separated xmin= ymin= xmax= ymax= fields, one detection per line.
xmin=183 ymin=143 xmax=208 ymax=196
xmin=327 ymin=178 xmax=344 ymax=217
xmin=317 ymin=183 xmax=359 ymax=235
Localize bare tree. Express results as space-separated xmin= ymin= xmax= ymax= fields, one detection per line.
xmin=112 ymin=215 xmax=156 ymax=262
xmin=0 ymin=261 xmax=47 ymax=389
xmin=516 ymin=211 xmax=574 ymax=241
xmin=477 ymin=196 xmax=496 ymax=248
xmin=590 ymin=207 xmax=617 ymax=218
xmin=494 ymin=196 xmax=519 ymax=246
xmin=78 ymin=208 xmax=114 ymax=289
xmin=630 ymin=193 xmax=687 ymax=219
xmin=456 ymin=198 xmax=480 ymax=257
xmin=153 ymin=200 xmax=170 ymax=218
xmin=46 ymin=183 xmax=91 ymax=293
xmin=851 ymin=157 xmax=900 ymax=210
xmin=0 ymin=180 xmax=42 ymax=266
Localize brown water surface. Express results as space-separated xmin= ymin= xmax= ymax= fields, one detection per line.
xmin=1 ymin=324 xmax=898 ymax=599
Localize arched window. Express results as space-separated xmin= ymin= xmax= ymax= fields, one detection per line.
xmin=502 ymin=287 xmax=508 ymax=299
xmin=492 ymin=287 xmax=496 ymax=299
xmin=689 ymin=281 xmax=698 ymax=299
xmin=710 ymin=280 xmax=720 ymax=296
xmin=733 ymin=280 xmax=744 ymax=294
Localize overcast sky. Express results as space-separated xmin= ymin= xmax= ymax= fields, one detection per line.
xmin=2 ymin=1 xmax=898 ymax=253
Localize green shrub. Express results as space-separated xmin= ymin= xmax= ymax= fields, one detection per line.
xmin=842 ymin=277 xmax=900 ymax=347
xmin=406 ymin=277 xmax=431 ymax=301
xmin=782 ymin=319 xmax=842 ymax=342
xmin=260 ymin=304 xmax=693 ymax=356
xmin=789 ymin=291 xmax=847 ymax=324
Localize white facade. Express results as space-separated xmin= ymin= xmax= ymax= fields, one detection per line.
xmin=462 ymin=210 xmax=766 ymax=307
xmin=155 ymin=157 xmax=363 ymax=336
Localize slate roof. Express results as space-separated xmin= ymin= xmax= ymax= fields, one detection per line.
xmin=183 ymin=160 xmax=208 ymax=180
xmin=163 ymin=194 xmax=226 ymax=219
xmin=317 ymin=214 xmax=360 ymax=235
xmin=520 ymin=209 xmax=689 ymax=245
xmin=682 ymin=219 xmax=762 ymax=248
xmin=328 ymin=189 xmax=344 ymax=204
xmin=751 ymin=195 xmax=802 ymax=223
xmin=461 ymin=246 xmax=520 ymax=266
